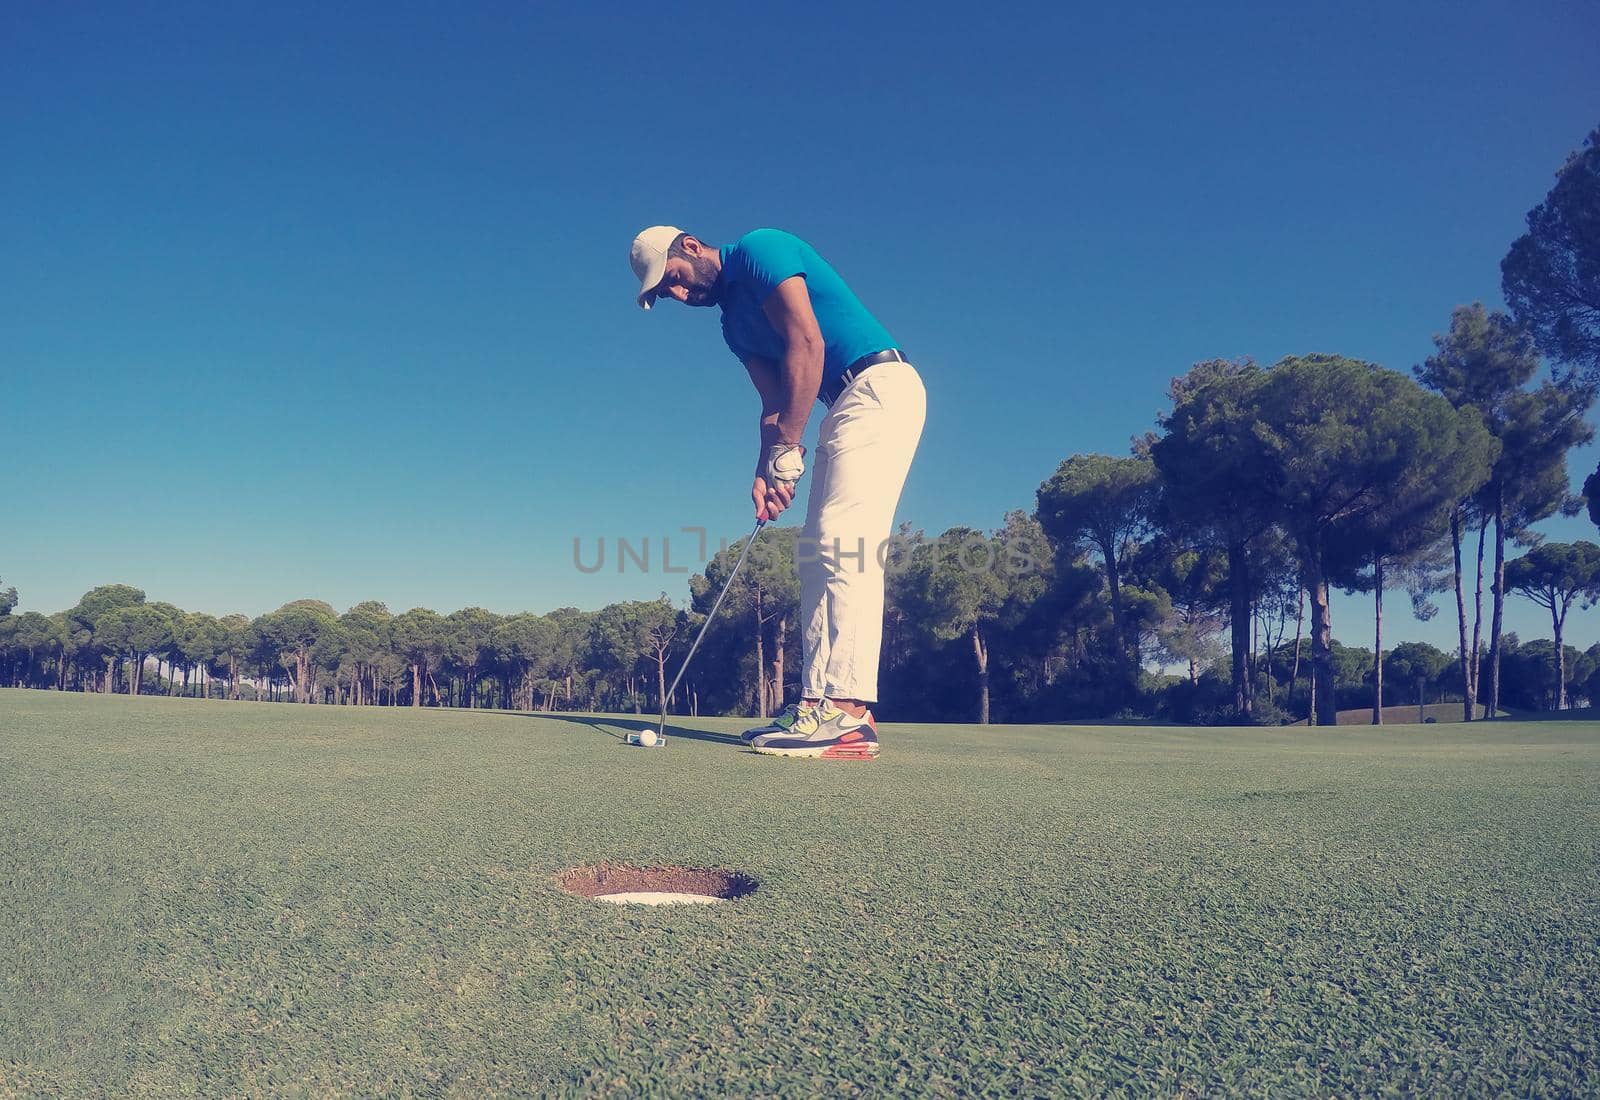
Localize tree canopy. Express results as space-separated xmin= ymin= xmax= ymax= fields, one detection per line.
xmin=1502 ymin=125 xmax=1600 ymax=383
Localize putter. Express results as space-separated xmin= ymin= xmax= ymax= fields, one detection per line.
xmin=630 ymin=517 xmax=766 ymax=747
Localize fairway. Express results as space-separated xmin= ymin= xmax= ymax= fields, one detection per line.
xmin=3 ymin=690 xmax=1597 ymax=1095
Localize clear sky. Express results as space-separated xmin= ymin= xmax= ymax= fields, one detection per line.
xmin=4 ymin=1 xmax=1598 ymax=652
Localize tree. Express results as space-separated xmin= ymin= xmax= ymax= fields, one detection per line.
xmin=444 ymin=607 xmax=501 ymax=708
xmin=493 ymin=614 xmax=558 ymax=711
xmin=692 ymin=529 xmax=799 ymax=717
xmin=5 ymin=612 xmax=60 ymax=687
xmin=172 ymin=612 xmax=222 ymax=697
xmin=1497 ymin=635 xmax=1588 ymax=711
xmin=1382 ymin=641 xmax=1454 ymax=708
xmin=256 ymin=602 xmax=338 ymax=704
xmin=1036 ymin=453 xmax=1159 ymax=671
xmin=309 ymin=621 xmax=350 ymax=703
xmin=1415 ymin=304 xmax=1593 ymax=718
xmin=1502 ymin=124 xmax=1600 ymax=384
xmin=910 ymin=528 xmax=1005 ymax=723
xmin=68 ymin=584 xmax=146 ymax=692
xmin=1586 ymin=462 xmax=1600 ymax=532
xmin=1483 ymin=379 xmax=1596 ymax=714
xmin=1141 ymin=540 xmax=1228 ymax=687
xmin=594 ymin=598 xmax=684 ymax=713
xmin=339 ymin=602 xmax=392 ymax=705
xmin=96 ymin=604 xmax=174 ymax=696
xmin=1151 ymin=360 xmax=1279 ymax=718
xmin=1504 ymin=541 xmax=1600 ymax=710
xmin=1254 ymin=355 xmax=1494 ymax=726
xmin=213 ymin=614 xmax=252 ymax=700
xmin=1323 ymin=397 xmax=1495 ymax=725
xmin=0 ymin=579 xmax=16 ymax=618
xmin=544 ymin=607 xmax=591 ymax=710
xmin=1416 ymin=303 xmax=1528 ymax=719
xmin=390 ymin=608 xmax=445 ymax=707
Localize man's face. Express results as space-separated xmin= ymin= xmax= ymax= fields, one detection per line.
xmin=653 ymin=239 xmax=721 ymax=307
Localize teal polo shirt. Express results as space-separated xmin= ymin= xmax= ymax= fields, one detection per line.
xmin=717 ymin=229 xmax=895 ymax=392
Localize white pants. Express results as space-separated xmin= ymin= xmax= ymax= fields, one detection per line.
xmin=798 ymin=360 xmax=926 ymax=704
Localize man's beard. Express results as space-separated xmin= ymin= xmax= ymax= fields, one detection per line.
xmin=681 ymin=252 xmax=721 ymax=307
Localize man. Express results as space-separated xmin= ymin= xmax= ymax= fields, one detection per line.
xmin=630 ymin=226 xmax=926 ymax=759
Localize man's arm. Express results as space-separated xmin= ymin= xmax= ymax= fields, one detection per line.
xmin=741 ymin=276 xmax=824 ymax=520
xmin=743 ymin=354 xmax=797 ymax=521
xmin=761 ymin=275 xmax=824 ymax=444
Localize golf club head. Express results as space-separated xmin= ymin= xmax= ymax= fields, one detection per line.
xmin=625 ymin=730 xmax=665 ymax=748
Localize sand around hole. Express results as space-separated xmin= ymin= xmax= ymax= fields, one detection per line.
xmin=559 ymin=864 xmax=758 ymax=904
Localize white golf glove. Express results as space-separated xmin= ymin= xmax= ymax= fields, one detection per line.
xmin=762 ymin=443 xmax=806 ymax=487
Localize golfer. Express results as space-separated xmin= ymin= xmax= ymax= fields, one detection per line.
xmin=630 ymin=226 xmax=926 ymax=759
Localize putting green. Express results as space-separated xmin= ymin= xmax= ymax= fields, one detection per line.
xmin=2 ymin=689 xmax=1597 ymax=1095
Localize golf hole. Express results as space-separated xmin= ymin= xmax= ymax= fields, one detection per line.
xmin=560 ymin=864 xmax=759 ymax=906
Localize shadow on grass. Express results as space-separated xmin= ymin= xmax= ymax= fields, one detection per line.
xmin=476 ymin=709 xmax=744 ymax=747
xmin=1490 ymin=705 xmax=1600 ymax=723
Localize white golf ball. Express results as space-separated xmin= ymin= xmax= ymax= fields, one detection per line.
xmin=638 ymin=729 xmax=658 ymax=747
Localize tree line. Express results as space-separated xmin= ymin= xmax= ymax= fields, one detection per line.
xmin=3 ymin=126 xmax=1599 ymax=725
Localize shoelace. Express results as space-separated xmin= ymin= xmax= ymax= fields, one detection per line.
xmin=773 ymin=702 xmax=814 ymax=730
xmin=788 ymin=703 xmax=839 ymax=737
xmin=787 ymin=709 xmax=825 ymax=735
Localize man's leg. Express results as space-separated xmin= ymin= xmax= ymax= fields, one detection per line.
xmin=797 ymin=432 xmax=834 ymax=705
xmin=741 ymin=439 xmax=840 ymax=745
xmin=810 ymin=362 xmax=926 ymax=709
xmin=750 ymin=362 xmax=924 ymax=757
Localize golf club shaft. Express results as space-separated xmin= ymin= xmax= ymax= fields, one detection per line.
xmin=659 ymin=518 xmax=765 ymax=733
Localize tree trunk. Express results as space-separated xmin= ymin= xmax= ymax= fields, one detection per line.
xmin=1251 ymin=599 xmax=1259 ymax=692
xmin=657 ymin=651 xmax=667 ymax=715
xmin=1227 ymin=542 xmax=1252 ymax=719
xmin=754 ymin=618 xmax=767 ymax=718
xmin=1289 ymin=586 xmax=1304 ymax=695
xmin=1471 ymin=516 xmax=1488 ymax=716
xmin=428 ymin=670 xmax=442 ymax=707
xmin=1487 ymin=489 xmax=1506 ymax=719
xmin=1553 ymin=602 xmax=1568 ymax=710
xmin=1372 ymin=554 xmax=1384 ymax=726
xmin=1304 ymin=545 xmax=1335 ymax=727
xmin=973 ymin=626 xmax=990 ymax=724
xmin=1100 ymin=533 xmax=1130 ymax=668
xmin=1450 ymin=510 xmax=1473 ymax=721
xmin=772 ymin=615 xmax=787 ymax=715
xmin=129 ymin=653 xmax=140 ymax=696
xmin=411 ymin=661 xmax=422 ymax=707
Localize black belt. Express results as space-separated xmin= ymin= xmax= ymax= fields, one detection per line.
xmin=820 ymin=348 xmax=908 ymax=407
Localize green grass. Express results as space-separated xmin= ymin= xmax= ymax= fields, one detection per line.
xmin=3 ymin=689 xmax=1598 ymax=1096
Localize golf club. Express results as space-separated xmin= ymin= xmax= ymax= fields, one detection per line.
xmin=638 ymin=517 xmax=765 ymax=746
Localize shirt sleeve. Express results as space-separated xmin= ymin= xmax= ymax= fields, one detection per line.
xmin=734 ymin=229 xmax=807 ymax=304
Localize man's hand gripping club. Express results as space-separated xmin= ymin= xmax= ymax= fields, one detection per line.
xmin=753 ymin=441 xmax=805 ymax=522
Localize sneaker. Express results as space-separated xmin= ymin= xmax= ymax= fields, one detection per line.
xmin=740 ymin=700 xmax=817 ymax=743
xmin=751 ymin=700 xmax=880 ymax=759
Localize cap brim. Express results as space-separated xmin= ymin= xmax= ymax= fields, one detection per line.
xmin=635 ymin=257 xmax=667 ymax=310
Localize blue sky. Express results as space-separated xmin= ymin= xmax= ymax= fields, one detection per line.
xmin=4 ymin=1 xmax=1598 ymax=652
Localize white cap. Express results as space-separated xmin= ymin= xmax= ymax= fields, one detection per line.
xmin=630 ymin=225 xmax=684 ymax=310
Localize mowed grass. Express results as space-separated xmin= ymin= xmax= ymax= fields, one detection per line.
xmin=2 ymin=690 xmax=1597 ymax=1096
